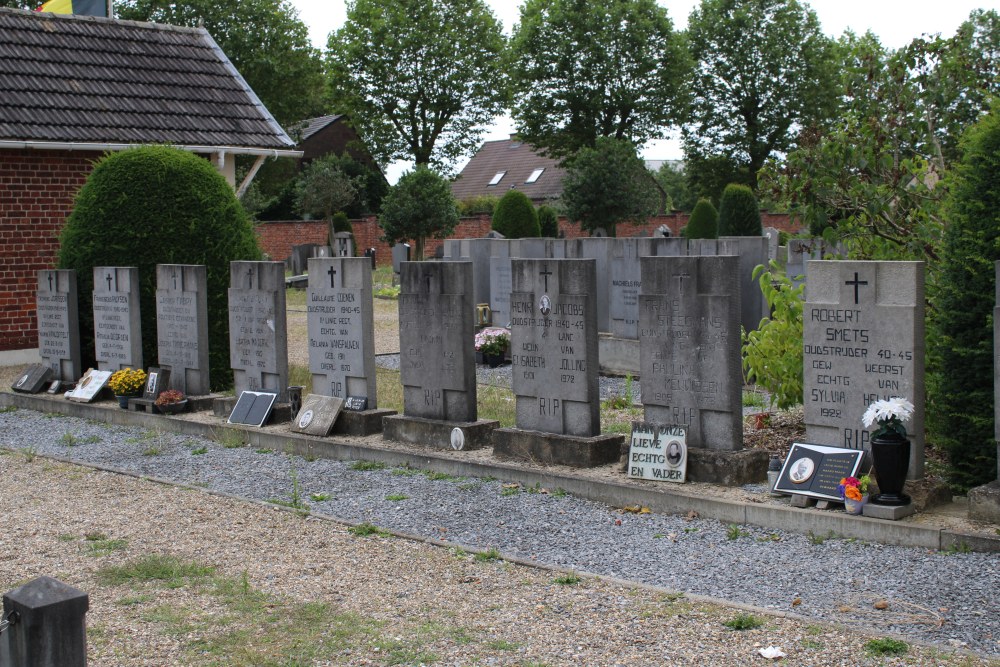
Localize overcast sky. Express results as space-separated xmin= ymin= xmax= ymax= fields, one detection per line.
xmin=287 ymin=0 xmax=992 ymax=181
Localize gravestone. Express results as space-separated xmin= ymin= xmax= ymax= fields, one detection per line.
xmin=92 ymin=266 xmax=142 ymax=372
xmin=763 ymin=227 xmax=780 ymax=262
xmin=565 ymin=238 xmax=612 ymax=332
xmin=289 ymin=244 xmax=317 ymax=275
xmin=332 ymin=232 xmax=354 ymax=257
xmin=639 ymin=255 xmax=742 ymax=450
xmin=11 ymin=364 xmax=53 ymax=393
xmin=627 ymin=423 xmax=687 ymax=482
xmin=772 ymin=442 xmax=865 ymax=500
xmin=391 ymin=243 xmax=410 ymax=276
xmin=36 ymin=269 xmax=81 ymax=382
xmin=489 ymin=250 xmax=515 ymax=328
xmin=493 ymin=258 xmax=622 ymax=466
xmin=803 ymin=260 xmax=925 ymax=479
xmin=290 ymin=394 xmax=344 ymax=436
xmin=155 ymin=264 xmax=210 ymax=395
xmin=609 ymin=238 xmax=671 ymax=338
xmin=227 ymin=261 xmax=288 ymax=402
xmin=786 ymin=238 xmax=844 ymax=289
xmin=384 ymin=261 xmax=496 ymax=448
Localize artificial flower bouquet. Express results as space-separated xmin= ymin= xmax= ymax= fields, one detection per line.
xmin=862 ymin=397 xmax=914 ymax=439
xmin=838 ymin=474 xmax=871 ymax=502
xmin=154 ymin=389 xmax=185 ymax=406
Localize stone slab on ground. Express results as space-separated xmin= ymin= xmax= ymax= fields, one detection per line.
xmin=213 ymin=396 xmax=291 ymax=424
xmin=685 ymin=447 xmax=769 ymax=486
xmin=382 ymin=414 xmax=498 ymax=450
xmin=863 ymin=502 xmax=917 ymax=521
xmin=492 ymin=428 xmax=623 ymax=468
xmin=331 ymin=408 xmax=396 ymax=437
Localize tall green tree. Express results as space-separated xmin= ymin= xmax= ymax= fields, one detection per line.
xmin=509 ymin=0 xmax=690 ymax=159
xmin=684 ymin=0 xmax=839 ymax=190
xmin=379 ymin=167 xmax=458 ymax=260
xmin=561 ymin=137 xmax=661 ymax=236
xmin=327 ymin=0 xmax=507 ymax=170
xmin=928 ymin=103 xmax=1000 ymax=491
xmin=293 ymin=155 xmax=360 ymax=222
xmin=117 ymin=0 xmax=327 ymax=127
xmin=717 ymin=183 xmax=761 ymax=236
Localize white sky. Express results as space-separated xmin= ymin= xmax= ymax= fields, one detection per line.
xmin=287 ymin=0 xmax=993 ymax=181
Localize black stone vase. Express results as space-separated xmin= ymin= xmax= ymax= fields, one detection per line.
xmin=870 ymin=432 xmax=911 ymax=506
xmin=485 ymin=353 xmax=505 ymax=368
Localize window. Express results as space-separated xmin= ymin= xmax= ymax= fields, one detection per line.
xmin=488 ymin=171 xmax=506 ymax=186
xmin=525 ymin=168 xmax=544 ymax=184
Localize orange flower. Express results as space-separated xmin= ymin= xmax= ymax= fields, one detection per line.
xmin=845 ymin=486 xmax=863 ymax=501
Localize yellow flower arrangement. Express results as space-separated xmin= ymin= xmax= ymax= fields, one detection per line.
xmin=108 ymin=367 xmax=147 ymax=396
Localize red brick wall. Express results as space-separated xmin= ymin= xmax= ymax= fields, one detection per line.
xmin=0 ymin=149 xmax=98 ymax=352
xmin=256 ymin=212 xmax=802 ymax=264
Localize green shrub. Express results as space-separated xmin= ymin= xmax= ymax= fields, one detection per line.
xmin=928 ymin=103 xmax=1000 ymax=490
xmin=379 ymin=166 xmax=458 ymax=261
xmin=58 ymin=146 xmax=262 ymax=391
xmin=741 ymin=261 xmax=804 ymax=409
xmin=491 ymin=190 xmax=540 ymax=238
xmin=537 ymin=205 xmax=559 ymax=237
xmin=683 ymin=198 xmax=718 ymax=239
xmin=718 ymin=183 xmax=762 ymax=236
xmin=457 ymin=195 xmax=501 ymax=216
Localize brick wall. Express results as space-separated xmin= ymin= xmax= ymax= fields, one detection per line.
xmin=256 ymin=212 xmax=802 ymax=264
xmin=0 ymin=149 xmax=98 ymax=352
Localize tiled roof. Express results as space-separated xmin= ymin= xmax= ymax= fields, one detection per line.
xmin=294 ymin=114 xmax=343 ymax=142
xmin=0 ymin=8 xmax=294 ymax=150
xmin=451 ymin=138 xmax=566 ymax=203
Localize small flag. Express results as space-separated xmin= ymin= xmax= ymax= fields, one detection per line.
xmin=35 ymin=0 xmax=107 ymax=17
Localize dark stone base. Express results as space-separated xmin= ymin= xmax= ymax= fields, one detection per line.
xmin=382 ymin=414 xmax=498 ymax=450
xmin=492 ymin=428 xmax=623 ymax=468
xmin=685 ymin=447 xmax=769 ymax=486
xmin=968 ymin=480 xmax=1000 ymax=523
xmin=331 ymin=408 xmax=396 ymax=436
xmin=212 ymin=397 xmax=290 ymax=424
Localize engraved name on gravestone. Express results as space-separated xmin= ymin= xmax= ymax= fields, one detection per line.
xmin=307 ymin=257 xmax=376 ymax=405
xmin=156 ymin=264 xmax=210 ymax=395
xmin=91 ymin=266 xmax=142 ymax=372
xmin=639 ymin=255 xmax=742 ymax=450
xmin=608 ymin=238 xmax=674 ymax=339
xmin=510 ymin=258 xmax=599 ymax=436
xmin=36 ymin=269 xmax=81 ymax=382
xmin=803 ymin=260 xmax=925 ymax=478
xmin=565 ymin=238 xmax=612 ymax=332
xmin=398 ymin=261 xmax=476 ymax=421
xmin=227 ymin=261 xmax=288 ymax=402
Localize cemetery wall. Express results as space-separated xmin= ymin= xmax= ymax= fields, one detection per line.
xmin=0 ymin=149 xmax=98 ymax=352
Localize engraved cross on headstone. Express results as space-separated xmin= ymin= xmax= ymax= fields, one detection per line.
xmin=172 ymin=269 xmax=178 ymax=290
xmin=47 ymin=272 xmax=54 ymax=291
xmin=106 ymin=272 xmax=114 ymax=291
xmin=246 ymin=267 xmax=254 ymax=289
xmin=540 ymin=265 xmax=553 ymax=292
xmin=674 ymin=270 xmax=690 ymax=293
xmin=328 ymin=265 xmax=337 ymax=288
xmin=845 ymin=272 xmax=868 ymax=305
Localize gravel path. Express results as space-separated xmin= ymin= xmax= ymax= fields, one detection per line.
xmin=1 ymin=407 xmax=997 ymax=662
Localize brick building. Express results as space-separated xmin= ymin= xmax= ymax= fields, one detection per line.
xmin=0 ymin=8 xmax=299 ymax=363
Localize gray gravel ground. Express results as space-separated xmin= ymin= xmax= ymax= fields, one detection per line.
xmin=1 ymin=407 xmax=997 ymax=658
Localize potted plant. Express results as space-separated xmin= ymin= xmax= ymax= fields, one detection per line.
xmin=154 ymin=388 xmax=188 ymax=415
xmin=107 ymin=367 xmax=147 ymax=408
xmin=474 ymin=327 xmax=510 ymax=368
xmin=862 ymin=397 xmax=914 ymax=506
xmin=838 ymin=475 xmax=871 ymax=515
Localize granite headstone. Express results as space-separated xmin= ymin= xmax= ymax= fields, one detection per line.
xmin=155 ymin=264 xmax=210 ymax=395
xmin=92 ymin=266 xmax=142 ymax=372
xmin=36 ymin=269 xmax=81 ymax=382
xmin=227 ymin=261 xmax=288 ymax=402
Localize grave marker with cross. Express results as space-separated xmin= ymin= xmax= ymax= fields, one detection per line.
xmin=227 ymin=261 xmax=288 ymax=402
xmin=36 ymin=269 xmax=81 ymax=381
xmin=92 ymin=266 xmax=142 ymax=371
xmin=156 ymin=264 xmax=210 ymax=395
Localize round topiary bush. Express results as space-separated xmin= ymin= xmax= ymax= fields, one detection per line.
xmin=683 ymin=198 xmax=719 ymax=239
xmin=537 ymin=205 xmax=559 ymax=237
xmin=492 ymin=190 xmax=540 ymax=238
xmin=58 ymin=146 xmax=262 ymax=392
xmin=717 ymin=183 xmax=762 ymax=236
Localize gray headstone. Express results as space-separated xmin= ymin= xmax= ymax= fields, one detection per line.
xmin=608 ymin=238 xmax=673 ymax=339
xmin=290 ymin=394 xmax=344 ymax=436
xmin=763 ymin=227 xmax=780 ymax=262
xmin=289 ymin=244 xmax=317 ymax=275
xmin=803 ymin=260 xmax=925 ymax=479
xmin=398 ymin=261 xmax=477 ymax=421
xmin=489 ymin=254 xmax=514 ymax=328
xmin=518 ymin=238 xmax=566 ymax=259
xmin=307 ymin=257 xmax=376 ymax=406
xmin=156 ymin=264 xmax=210 ymax=396
xmin=486 ymin=230 xmax=505 ymax=239
xmin=565 ymin=237 xmax=613 ymax=332
xmin=786 ymin=238 xmax=844 ymax=289
xmin=452 ymin=238 xmax=511 ymax=311
xmin=510 ymin=258 xmax=599 ymax=436
xmin=92 ymin=266 xmax=142 ymax=371
xmin=227 ymin=261 xmax=288 ymax=402
xmin=717 ymin=237 xmax=769 ymax=336
xmin=392 ymin=243 xmax=410 ymax=275
xmin=36 ymin=269 xmax=81 ymax=382
xmin=639 ymin=255 xmax=742 ymax=450
xmin=332 ymin=231 xmax=354 ymax=257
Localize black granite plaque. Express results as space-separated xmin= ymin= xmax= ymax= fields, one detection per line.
xmin=774 ymin=442 xmax=866 ymax=501
xmin=228 ymin=391 xmax=278 ymax=427
xmin=142 ymin=367 xmax=171 ymax=400
xmin=344 ymin=396 xmax=368 ymax=411
xmin=11 ymin=364 xmax=53 ymax=393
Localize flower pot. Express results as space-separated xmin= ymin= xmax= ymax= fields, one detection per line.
xmin=844 ymin=494 xmax=868 ymax=515
xmin=156 ymin=399 xmax=187 ymax=415
xmin=485 ymin=353 xmax=506 ymax=368
xmin=115 ymin=394 xmax=138 ymax=409
xmin=870 ymin=433 xmax=911 ymax=506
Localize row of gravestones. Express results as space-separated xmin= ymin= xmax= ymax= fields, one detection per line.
xmin=29 ymin=255 xmax=979 ymax=492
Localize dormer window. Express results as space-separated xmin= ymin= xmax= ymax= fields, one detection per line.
xmin=488 ymin=171 xmax=506 ymax=186
xmin=526 ymin=168 xmax=544 ymax=184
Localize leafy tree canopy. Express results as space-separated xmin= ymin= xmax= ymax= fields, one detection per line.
xmin=684 ymin=0 xmax=840 ymax=190
xmin=509 ymin=0 xmax=690 ymax=159
xmin=379 ymin=167 xmax=459 ymax=260
xmin=117 ymin=0 xmax=327 ymax=127
xmin=327 ymin=0 xmax=507 ymax=171
xmin=561 ymin=137 xmax=661 ymax=236
xmin=294 ymin=155 xmax=361 ymax=222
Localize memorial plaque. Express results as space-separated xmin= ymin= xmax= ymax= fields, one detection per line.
xmin=510 ymin=258 xmax=599 ymax=436
xmin=639 ymin=255 xmax=742 ymax=450
xmin=307 ymin=257 xmax=376 ymax=406
xmin=156 ymin=264 xmax=210 ymax=395
xmin=92 ymin=266 xmax=142 ymax=371
xmin=290 ymin=394 xmax=344 ymax=436
xmin=66 ymin=368 xmax=112 ymax=403
xmin=344 ymin=396 xmax=368 ymax=411
xmin=803 ymin=260 xmax=925 ymax=478
xmin=627 ymin=422 xmax=687 ymax=482
xmin=227 ymin=261 xmax=289 ymax=402
xmin=228 ymin=390 xmax=278 ymax=427
xmin=11 ymin=364 xmax=53 ymax=393
xmin=398 ymin=261 xmax=477 ymax=421
xmin=142 ymin=367 xmax=170 ymax=400
xmin=773 ymin=442 xmax=865 ymax=501
xmin=36 ymin=269 xmax=81 ymax=382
